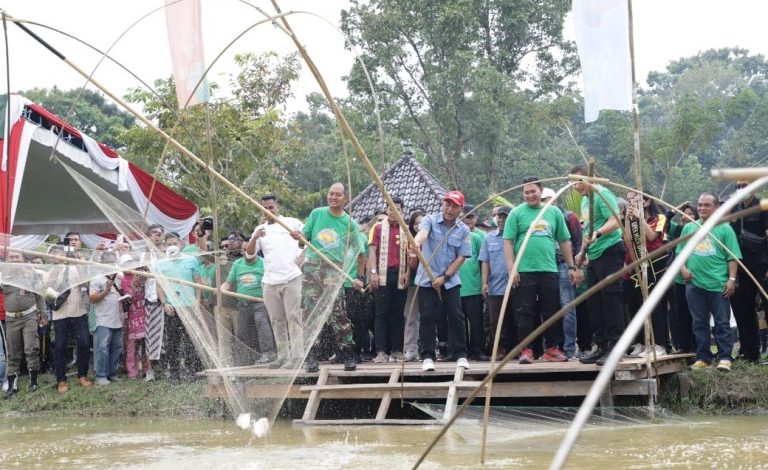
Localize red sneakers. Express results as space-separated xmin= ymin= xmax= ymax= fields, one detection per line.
xmin=519 ymin=348 xmax=534 ymax=364
xmin=543 ymin=347 xmax=567 ymax=362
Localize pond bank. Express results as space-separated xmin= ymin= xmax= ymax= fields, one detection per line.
xmin=2 ymin=361 xmax=767 ymax=418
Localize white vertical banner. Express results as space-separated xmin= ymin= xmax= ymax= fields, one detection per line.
xmin=165 ymin=0 xmax=210 ymax=108
xmin=572 ymin=0 xmax=632 ymax=123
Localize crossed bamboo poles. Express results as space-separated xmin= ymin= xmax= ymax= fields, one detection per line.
xmin=6 ymin=6 xmax=768 ymax=469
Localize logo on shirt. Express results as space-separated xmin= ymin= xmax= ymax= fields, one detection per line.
xmin=316 ymin=228 xmax=340 ymax=250
xmin=531 ymin=220 xmax=552 ymax=237
xmin=240 ymin=273 xmax=258 ymax=287
xmin=693 ymin=238 xmax=716 ymax=257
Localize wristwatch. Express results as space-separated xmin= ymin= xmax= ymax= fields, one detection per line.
xmin=595 ymin=231 xmax=602 ymax=238
xmin=728 ymin=277 xmax=737 ymax=282
xmin=370 ymin=269 xmax=377 ymax=274
xmin=568 ymin=265 xmax=578 ymax=271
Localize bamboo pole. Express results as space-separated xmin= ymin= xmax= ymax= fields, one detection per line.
xmin=268 ymin=0 xmax=440 ymax=290
xmin=10 ymin=247 xmax=263 ymax=303
xmin=549 ymin=179 xmax=768 ymax=470
xmin=412 ymin=200 xmax=766 ymax=469
xmin=479 ymin=182 xmax=577 ymax=463
xmin=7 ymin=17 xmax=360 ymax=289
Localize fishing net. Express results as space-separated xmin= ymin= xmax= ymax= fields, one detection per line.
xmin=0 ymin=157 xmax=366 ymax=436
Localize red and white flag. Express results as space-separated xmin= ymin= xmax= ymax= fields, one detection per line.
xmin=165 ymin=0 xmax=210 ymax=108
xmin=572 ymin=0 xmax=632 ymax=123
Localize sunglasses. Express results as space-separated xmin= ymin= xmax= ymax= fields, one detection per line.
xmin=735 ymin=184 xmax=747 ymax=189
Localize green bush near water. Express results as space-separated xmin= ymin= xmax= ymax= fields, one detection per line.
xmin=662 ymin=361 xmax=768 ymax=414
xmin=0 ymin=373 xmax=229 ymax=419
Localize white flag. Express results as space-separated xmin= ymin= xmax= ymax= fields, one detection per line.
xmin=572 ymin=0 xmax=632 ymax=123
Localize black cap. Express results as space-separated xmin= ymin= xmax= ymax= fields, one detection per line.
xmin=463 ymin=204 xmax=477 ymax=217
xmin=497 ymin=206 xmax=512 ymax=216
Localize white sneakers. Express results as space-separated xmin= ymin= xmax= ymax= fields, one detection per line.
xmin=143 ymin=370 xmax=155 ymax=382
xmin=639 ymin=345 xmax=667 ymax=359
xmin=373 ymin=351 xmax=389 ymax=363
xmin=95 ymin=377 xmax=110 ymax=386
xmin=421 ymin=357 xmax=470 ymax=371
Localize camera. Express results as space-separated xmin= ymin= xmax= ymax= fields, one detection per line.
xmin=119 ymin=294 xmax=132 ymax=314
xmin=201 ymin=216 xmax=214 ymax=232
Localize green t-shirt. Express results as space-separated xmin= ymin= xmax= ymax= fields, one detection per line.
xmin=459 ymin=230 xmax=484 ymax=296
xmin=503 ymin=203 xmax=570 ymax=273
xmin=199 ymin=262 xmax=216 ymax=301
xmin=677 ymin=222 xmax=742 ymax=292
xmin=226 ymin=257 xmax=264 ymax=298
xmin=302 ymin=207 xmax=365 ymax=288
xmin=156 ymin=255 xmax=200 ymax=307
xmin=580 ymin=185 xmax=623 ymax=260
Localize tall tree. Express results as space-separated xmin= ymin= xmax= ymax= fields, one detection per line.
xmin=341 ymin=0 xmax=577 ymax=192
xmin=120 ymin=52 xmax=313 ymax=231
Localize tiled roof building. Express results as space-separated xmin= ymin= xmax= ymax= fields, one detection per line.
xmin=349 ymin=147 xmax=448 ymax=222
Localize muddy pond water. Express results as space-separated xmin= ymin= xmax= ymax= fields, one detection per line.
xmin=1 ymin=414 xmax=767 ymax=468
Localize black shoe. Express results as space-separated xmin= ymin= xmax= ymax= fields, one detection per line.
xmin=595 ymin=351 xmax=612 ymax=366
xmin=305 ymin=354 xmax=319 ymax=373
xmin=579 ymin=349 xmax=605 ymax=364
xmin=343 ymin=350 xmax=357 ymax=372
xmin=472 ymin=353 xmax=491 ymax=361
xmin=4 ymin=375 xmax=18 ymax=399
xmin=29 ymin=370 xmax=39 ymax=392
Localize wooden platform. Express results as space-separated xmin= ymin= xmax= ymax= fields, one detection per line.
xmin=203 ymin=354 xmax=693 ymax=425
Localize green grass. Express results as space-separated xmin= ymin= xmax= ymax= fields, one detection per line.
xmin=0 ymin=373 xmax=230 ymax=419
xmin=661 ymin=360 xmax=768 ymax=414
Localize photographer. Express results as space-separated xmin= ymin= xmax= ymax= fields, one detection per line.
xmin=89 ymin=250 xmax=124 ymax=385
xmin=45 ymin=242 xmax=92 ymax=393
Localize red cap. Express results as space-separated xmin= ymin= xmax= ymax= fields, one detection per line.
xmin=443 ymin=190 xmax=465 ymax=207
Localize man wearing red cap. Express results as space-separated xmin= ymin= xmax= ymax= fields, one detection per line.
xmin=413 ymin=190 xmax=472 ymax=372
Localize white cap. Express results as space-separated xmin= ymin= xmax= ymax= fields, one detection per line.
xmin=119 ymin=254 xmax=134 ymax=266
xmin=541 ymin=188 xmax=557 ymax=201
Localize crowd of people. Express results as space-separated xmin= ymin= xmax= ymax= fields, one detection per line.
xmin=1 ymin=169 xmax=767 ymax=397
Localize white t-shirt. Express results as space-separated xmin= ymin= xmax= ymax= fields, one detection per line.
xmin=89 ymin=277 xmax=122 ymax=329
xmin=254 ymin=216 xmax=304 ymax=285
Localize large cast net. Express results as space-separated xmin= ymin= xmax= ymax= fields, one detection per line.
xmin=0 ymin=157 xmax=365 ymax=436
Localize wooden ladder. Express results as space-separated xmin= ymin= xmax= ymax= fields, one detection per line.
xmin=296 ymin=365 xmax=467 ymax=425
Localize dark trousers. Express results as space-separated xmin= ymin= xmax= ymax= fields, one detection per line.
xmin=729 ymin=261 xmax=765 ymax=361
xmin=374 ymin=270 xmax=407 ymax=354
xmin=513 ymin=272 xmax=562 ymax=349
xmin=419 ymin=285 xmax=467 ymax=360
xmin=673 ymin=282 xmax=694 ymax=353
xmin=165 ymin=312 xmax=200 ymax=378
xmin=576 ymin=298 xmax=593 ymax=352
xmin=53 ymin=315 xmax=90 ymax=382
xmin=586 ymin=242 xmax=626 ymax=350
xmin=624 ymin=278 xmax=670 ymax=348
xmin=486 ymin=295 xmax=516 ymax=354
xmin=345 ymin=287 xmax=370 ymax=355
xmin=461 ymin=294 xmax=485 ymax=357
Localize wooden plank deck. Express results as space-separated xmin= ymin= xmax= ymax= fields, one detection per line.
xmin=204 ymin=354 xmax=691 ymax=408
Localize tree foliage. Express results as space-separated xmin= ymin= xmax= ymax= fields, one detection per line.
xmin=340 ymin=0 xmax=577 ymax=198
xmin=119 ymin=52 xmax=312 ymax=233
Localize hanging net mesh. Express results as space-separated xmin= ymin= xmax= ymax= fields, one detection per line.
xmin=0 ymin=157 xmax=366 ymax=436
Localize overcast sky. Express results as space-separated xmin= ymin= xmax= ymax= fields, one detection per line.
xmin=3 ymin=0 xmax=768 ymax=113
